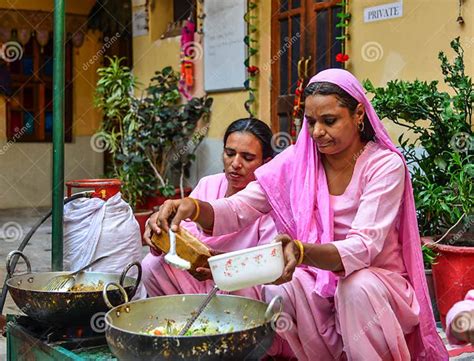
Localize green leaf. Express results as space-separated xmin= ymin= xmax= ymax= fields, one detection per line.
xmin=364 ymin=37 xmax=473 ymax=237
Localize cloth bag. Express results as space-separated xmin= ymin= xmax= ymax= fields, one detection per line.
xmin=64 ymin=193 xmax=145 ymax=299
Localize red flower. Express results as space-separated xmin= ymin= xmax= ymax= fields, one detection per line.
xmin=336 ymin=53 xmax=349 ymax=63
xmin=247 ymin=65 xmax=260 ymax=75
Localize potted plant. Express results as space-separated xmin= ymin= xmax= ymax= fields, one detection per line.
xmin=134 ymin=66 xmax=213 ymax=209
xmin=95 ymin=58 xmax=213 ymax=237
xmin=364 ymin=37 xmax=473 ymax=327
xmin=94 ymin=56 xmax=153 ymax=236
xmin=94 ymin=56 xmax=150 ymax=207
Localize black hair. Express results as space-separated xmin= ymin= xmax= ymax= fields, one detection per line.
xmin=304 ymin=82 xmax=375 ymax=142
xmin=223 ymin=118 xmax=274 ymax=159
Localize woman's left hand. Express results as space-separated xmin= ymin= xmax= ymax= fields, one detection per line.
xmin=189 ymin=267 xmax=213 ymax=281
xmin=272 ymin=234 xmax=300 ymax=285
xmin=188 ymin=249 xmax=223 ymax=282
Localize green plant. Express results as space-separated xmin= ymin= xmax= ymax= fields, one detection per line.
xmin=364 ymin=37 xmax=473 ymax=240
xmin=422 ymin=245 xmax=438 ymax=269
xmin=94 ymin=56 xmax=151 ymax=208
xmin=136 ymin=66 xmax=213 ymax=197
xmin=95 ymin=60 xmax=213 ymax=206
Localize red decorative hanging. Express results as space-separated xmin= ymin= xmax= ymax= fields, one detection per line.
xmin=179 ymin=19 xmax=196 ymax=100
xmin=335 ymin=53 xmax=349 ymax=63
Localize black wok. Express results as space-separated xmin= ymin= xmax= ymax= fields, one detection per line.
xmin=6 ymin=250 xmax=141 ymax=326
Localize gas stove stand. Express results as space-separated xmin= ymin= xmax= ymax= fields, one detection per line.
xmin=6 ymin=315 xmax=116 ymax=360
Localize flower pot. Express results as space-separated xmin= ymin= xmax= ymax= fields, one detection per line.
xmin=142 ymin=187 xmax=193 ymax=210
xmin=134 ymin=210 xmax=153 ymax=246
xmin=430 ymin=241 xmax=474 ymax=329
xmin=424 ymin=269 xmax=440 ymax=322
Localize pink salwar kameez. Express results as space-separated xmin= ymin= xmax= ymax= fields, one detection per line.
xmin=206 ymin=70 xmax=448 ymax=360
xmin=212 ymin=144 xmax=420 ymax=360
xmin=141 ymin=173 xmax=277 ymax=299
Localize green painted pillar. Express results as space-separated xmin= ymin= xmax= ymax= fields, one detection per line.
xmin=52 ymin=0 xmax=65 ymax=271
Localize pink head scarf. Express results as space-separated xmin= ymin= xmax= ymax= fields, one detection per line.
xmin=255 ymin=69 xmax=447 ymax=359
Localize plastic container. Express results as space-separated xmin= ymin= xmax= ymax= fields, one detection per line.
xmin=208 ymin=243 xmax=284 ymax=292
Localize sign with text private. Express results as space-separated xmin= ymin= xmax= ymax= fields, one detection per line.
xmin=364 ymin=2 xmax=403 ymax=23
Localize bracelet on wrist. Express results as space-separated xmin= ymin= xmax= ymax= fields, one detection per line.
xmin=293 ymin=239 xmax=305 ymax=266
xmin=188 ymin=197 xmax=200 ymax=221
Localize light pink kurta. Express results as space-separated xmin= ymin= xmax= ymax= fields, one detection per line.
xmin=210 ymin=143 xmax=422 ymax=361
xmin=446 ymin=290 xmax=474 ymax=345
xmin=141 ymin=173 xmax=278 ymax=298
xmin=142 ymin=174 xmax=295 ymax=358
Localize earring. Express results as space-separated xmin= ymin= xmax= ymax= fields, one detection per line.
xmin=358 ymin=122 xmax=365 ymax=132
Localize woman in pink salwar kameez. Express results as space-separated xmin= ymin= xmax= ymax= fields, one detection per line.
xmin=151 ymin=69 xmax=448 ymax=360
xmin=141 ymin=118 xmax=278 ymax=299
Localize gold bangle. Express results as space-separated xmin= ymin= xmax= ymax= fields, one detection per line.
xmin=188 ymin=197 xmax=200 ymax=222
xmin=293 ymin=240 xmax=305 ymax=266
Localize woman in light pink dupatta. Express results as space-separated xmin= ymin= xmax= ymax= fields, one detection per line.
xmin=142 ymin=118 xmax=278 ymax=299
xmin=153 ymin=69 xmax=448 ymax=360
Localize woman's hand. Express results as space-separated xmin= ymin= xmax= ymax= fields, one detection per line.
xmin=143 ymin=217 xmax=161 ymax=253
xmin=142 ymin=198 xmax=197 ymax=252
xmin=189 ymin=267 xmax=213 ymax=281
xmin=151 ymin=198 xmax=198 ymax=235
xmin=188 ymin=249 xmax=223 ymax=281
xmin=272 ymin=234 xmax=300 ymax=285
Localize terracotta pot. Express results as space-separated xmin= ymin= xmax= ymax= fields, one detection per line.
xmin=141 ymin=187 xmax=193 ymax=210
xmin=134 ymin=210 xmax=153 ymax=246
xmin=428 ymin=239 xmax=474 ymax=329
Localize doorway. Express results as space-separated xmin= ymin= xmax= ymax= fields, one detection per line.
xmin=270 ymin=0 xmax=344 ymax=135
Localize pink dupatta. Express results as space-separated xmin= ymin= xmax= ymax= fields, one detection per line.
xmin=255 ymin=69 xmax=447 ymax=359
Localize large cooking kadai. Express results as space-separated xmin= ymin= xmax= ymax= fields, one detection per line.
xmin=5 ymin=250 xmax=141 ymax=326
xmin=102 ymin=282 xmax=283 ymax=361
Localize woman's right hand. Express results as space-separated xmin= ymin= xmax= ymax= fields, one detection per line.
xmin=150 ymin=198 xmax=197 ymax=235
xmin=143 ymin=218 xmax=161 ymax=254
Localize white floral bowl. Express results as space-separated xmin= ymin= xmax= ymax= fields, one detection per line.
xmin=208 ymin=242 xmax=285 ymax=292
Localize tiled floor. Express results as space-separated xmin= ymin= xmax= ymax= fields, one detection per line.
xmin=0 ymin=207 xmax=473 ymax=360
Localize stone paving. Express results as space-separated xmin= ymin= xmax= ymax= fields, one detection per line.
xmin=0 ymin=207 xmax=472 ymax=360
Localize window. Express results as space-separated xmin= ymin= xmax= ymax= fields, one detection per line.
xmin=173 ymin=0 xmax=195 ymax=22
xmin=6 ymin=34 xmax=73 ymax=142
xmin=160 ymin=0 xmax=196 ymax=39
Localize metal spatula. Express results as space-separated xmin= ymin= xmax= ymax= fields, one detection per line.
xmin=179 ymin=285 xmax=219 ymax=336
xmin=44 ymin=255 xmax=109 ymax=291
xmin=164 ymin=229 xmax=191 ymax=270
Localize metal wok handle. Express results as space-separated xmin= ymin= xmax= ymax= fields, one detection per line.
xmin=103 ymin=282 xmax=129 ymax=309
xmin=119 ymin=261 xmax=142 ymax=299
xmin=264 ymin=295 xmax=283 ymax=323
xmin=6 ymin=250 xmax=32 ymax=278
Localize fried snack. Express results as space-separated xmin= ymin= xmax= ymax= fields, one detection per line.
xmin=69 ymin=280 xmax=104 ymax=292
xmin=151 ymin=227 xmax=211 ymax=271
